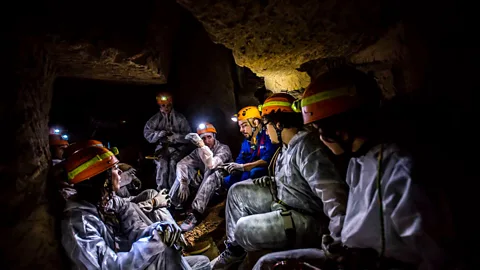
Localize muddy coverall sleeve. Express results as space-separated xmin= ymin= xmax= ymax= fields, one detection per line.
xmin=143 ymin=113 xmax=161 ymax=143
xmin=176 ymin=150 xmax=202 ymax=185
xmin=214 ymin=144 xmax=233 ymax=167
xmin=386 ymin=163 xmax=446 ymax=269
xmin=62 ymin=209 xmax=166 ymax=270
xmin=300 ymin=147 xmax=348 ymax=241
xmin=171 ymin=116 xmax=191 ymax=144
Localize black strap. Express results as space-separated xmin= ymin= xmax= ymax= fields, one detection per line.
xmin=280 ymin=210 xmax=296 ymax=249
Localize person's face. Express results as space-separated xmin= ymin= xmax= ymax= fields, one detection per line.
xmin=202 ymin=134 xmax=215 ymax=148
xmin=111 ymin=165 xmax=122 ymax=192
xmin=159 ymin=102 xmax=173 ymax=114
xmin=265 ymin=122 xmax=280 ymax=144
xmin=53 ymin=145 xmax=66 ymax=159
xmin=313 ymin=123 xmax=346 ymax=155
xmin=238 ymin=120 xmax=253 ymax=138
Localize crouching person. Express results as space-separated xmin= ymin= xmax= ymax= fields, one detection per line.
xmin=169 ymin=122 xmax=233 ymax=231
xmin=61 ymin=145 xmax=210 ymax=270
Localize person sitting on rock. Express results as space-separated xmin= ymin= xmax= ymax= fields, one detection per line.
xmin=169 ymin=122 xmax=232 ymax=232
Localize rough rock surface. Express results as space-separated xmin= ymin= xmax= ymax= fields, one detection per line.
xmin=176 ymin=0 xmax=400 ymax=90
xmin=2 ymin=37 xmax=62 ymax=269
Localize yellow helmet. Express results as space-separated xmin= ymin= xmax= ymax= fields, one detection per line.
xmin=231 ymin=106 xmax=261 ymax=122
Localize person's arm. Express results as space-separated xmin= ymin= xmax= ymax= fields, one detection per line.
xmin=234 ymin=140 xmax=248 ymax=164
xmin=386 ymin=158 xmax=447 ymax=269
xmin=243 ymin=134 xmax=277 ymax=171
xmin=212 ymin=144 xmax=233 ymax=168
xmin=62 ymin=209 xmax=165 ymax=270
xmin=175 ymin=150 xmax=201 ymax=186
xmin=170 ymin=115 xmax=191 ymax=144
xmin=300 ymin=142 xmax=348 ymax=242
xmin=143 ymin=113 xmax=163 ymax=143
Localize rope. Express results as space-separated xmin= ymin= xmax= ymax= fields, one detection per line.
xmin=376 ymin=144 xmax=385 ymax=259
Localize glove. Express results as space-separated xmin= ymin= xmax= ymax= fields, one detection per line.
xmin=154 ymin=221 xmax=182 ymax=247
xmin=185 ymin=133 xmax=204 ymax=147
xmin=253 ymin=176 xmax=271 ymax=187
xmin=138 ymin=200 xmax=154 ymax=212
xmin=226 ymin=162 xmax=244 ymax=174
xmin=152 ymin=188 xmax=171 ymax=208
xmin=321 ymin=235 xmax=346 ymax=262
xmin=178 ymin=183 xmax=190 ymax=203
xmin=157 ymin=130 xmax=169 ymax=139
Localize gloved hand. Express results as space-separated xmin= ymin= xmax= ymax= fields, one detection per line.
xmin=321 ymin=235 xmax=346 ymax=262
xmin=185 ymin=133 xmax=204 ymax=147
xmin=157 ymin=130 xmax=169 ymax=139
xmin=152 ymin=188 xmax=171 ymax=208
xmin=253 ymin=176 xmax=272 ymax=187
xmin=226 ymin=162 xmax=244 ymax=174
xmin=154 ymin=221 xmax=182 ymax=247
xmin=137 ymin=200 xmax=154 ymax=212
xmin=178 ymin=183 xmax=190 ymax=203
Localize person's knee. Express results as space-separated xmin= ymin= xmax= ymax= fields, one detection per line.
xmin=185 ymin=255 xmax=210 ymax=270
xmin=234 ymin=217 xmax=256 ymax=251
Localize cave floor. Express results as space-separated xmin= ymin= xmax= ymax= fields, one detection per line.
xmin=174 ymin=199 xmax=272 ymax=269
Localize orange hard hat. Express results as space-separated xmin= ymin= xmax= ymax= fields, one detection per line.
xmin=49 ymin=134 xmax=68 ymax=147
xmin=259 ymin=93 xmax=296 ymax=116
xmin=197 ymin=122 xmax=217 ymax=135
xmin=64 ymin=146 xmax=119 ymax=184
xmin=233 ymin=106 xmax=261 ymax=122
xmin=64 ymin=140 xmax=104 ymax=158
xmin=156 ymin=92 xmax=173 ymax=105
xmin=298 ymin=68 xmax=381 ymax=124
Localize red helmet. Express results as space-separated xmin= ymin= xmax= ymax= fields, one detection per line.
xmin=259 ymin=93 xmax=296 ymax=116
xmin=49 ymin=134 xmax=68 ymax=147
xmin=197 ymin=122 xmax=217 ymax=135
xmin=63 ymin=146 xmax=119 ymax=184
xmin=156 ymin=92 xmax=173 ymax=105
xmin=64 ymin=140 xmax=103 ymax=158
xmin=299 ymin=68 xmax=380 ymax=124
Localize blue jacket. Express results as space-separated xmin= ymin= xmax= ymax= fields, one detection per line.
xmin=236 ymin=128 xmax=278 ymax=165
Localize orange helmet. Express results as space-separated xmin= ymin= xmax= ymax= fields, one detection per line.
xmin=49 ymin=134 xmax=68 ymax=147
xmin=156 ymin=92 xmax=173 ymax=105
xmin=232 ymin=106 xmax=261 ymax=122
xmin=299 ymin=68 xmax=380 ymax=124
xmin=197 ymin=122 xmax=217 ymax=135
xmin=64 ymin=146 xmax=119 ymax=184
xmin=259 ymin=93 xmax=296 ymax=116
xmin=64 ymin=140 xmax=104 ymax=158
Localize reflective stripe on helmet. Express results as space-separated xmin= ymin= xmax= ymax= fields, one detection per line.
xmin=300 ymin=86 xmax=357 ymax=108
xmin=67 ymin=151 xmax=115 ymax=180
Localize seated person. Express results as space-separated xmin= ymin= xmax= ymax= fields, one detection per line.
xmin=60 ymin=145 xmax=211 ymax=270
xmin=254 ymin=67 xmax=451 ymax=270
xmin=225 ymin=106 xmax=279 ymax=188
xmin=169 ymin=122 xmax=232 ymax=231
xmin=211 ymin=93 xmax=347 ymax=269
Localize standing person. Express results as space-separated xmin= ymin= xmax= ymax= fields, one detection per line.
xmin=144 ymin=92 xmax=191 ymax=190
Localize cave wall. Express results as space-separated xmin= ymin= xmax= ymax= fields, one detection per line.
xmin=1 ymin=37 xmax=62 ymax=268
xmin=169 ymin=12 xmax=243 ymax=154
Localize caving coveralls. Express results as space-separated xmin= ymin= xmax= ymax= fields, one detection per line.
xmin=254 ymin=143 xmax=449 ymax=270
xmin=61 ymin=195 xmax=211 ymax=270
xmin=169 ymin=139 xmax=232 ymax=214
xmin=225 ymin=131 xmax=347 ymax=251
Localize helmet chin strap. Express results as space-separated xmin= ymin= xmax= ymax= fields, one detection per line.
xmin=247 ymin=119 xmax=261 ymax=144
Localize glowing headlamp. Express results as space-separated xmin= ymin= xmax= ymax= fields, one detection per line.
xmin=54 ymin=129 xmax=60 ymax=134
xmin=231 ymin=115 xmax=238 ymax=122
xmin=198 ymin=123 xmax=206 ymax=129
xmin=61 ymin=134 xmax=68 ymax=140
